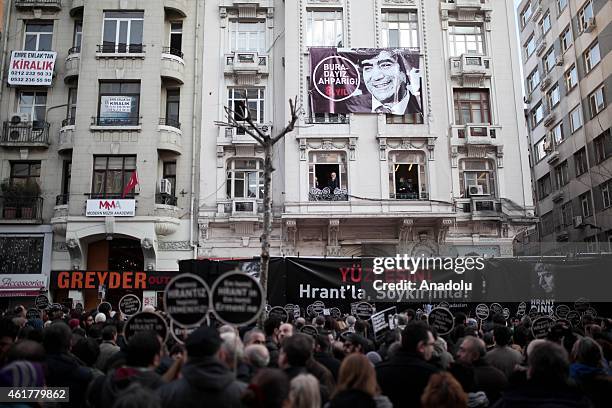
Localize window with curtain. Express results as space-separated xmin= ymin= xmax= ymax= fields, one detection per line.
xmin=92 ymin=156 xmax=136 ymax=197
xmin=453 ymin=89 xmax=490 ymax=125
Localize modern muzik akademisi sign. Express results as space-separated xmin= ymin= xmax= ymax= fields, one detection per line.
xmin=309 ymin=47 xmax=422 ymax=115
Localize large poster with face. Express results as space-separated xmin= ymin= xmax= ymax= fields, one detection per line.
xmin=310 ymin=47 xmax=422 ymax=115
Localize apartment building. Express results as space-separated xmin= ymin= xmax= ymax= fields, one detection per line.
xmin=518 ymin=0 xmax=611 ymax=253
xmin=198 ymin=0 xmax=536 ymax=259
xmin=0 ymin=0 xmax=201 ymax=309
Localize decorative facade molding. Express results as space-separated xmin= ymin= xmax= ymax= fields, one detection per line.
xmin=451 ymin=146 xmax=459 ymax=167
xmin=398 ymin=218 xmax=414 ymax=249
xmin=53 ymin=241 xmax=68 ymax=252
xmin=328 ymin=219 xmax=340 ymax=247
xmin=283 ymin=219 xmax=297 ymax=255
xmin=158 ymin=241 xmax=192 ymax=251
xmin=496 ymin=145 xmax=504 ymax=168
xmin=198 ymin=219 xmax=210 ymax=241
xmin=437 ymin=218 xmax=454 ymax=244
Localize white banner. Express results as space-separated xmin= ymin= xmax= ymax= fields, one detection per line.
xmin=0 ymin=274 xmax=47 ymax=291
xmin=86 ymin=199 xmax=135 ymax=217
xmin=101 ymin=96 xmax=133 ymax=113
xmin=8 ymin=51 xmax=57 ymax=86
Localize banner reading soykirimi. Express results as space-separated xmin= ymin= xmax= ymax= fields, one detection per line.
xmin=310 ymin=47 xmax=422 ymax=115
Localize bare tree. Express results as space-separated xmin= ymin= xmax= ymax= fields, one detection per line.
xmin=216 ymin=98 xmax=300 ymax=327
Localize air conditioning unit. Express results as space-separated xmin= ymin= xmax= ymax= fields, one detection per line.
xmin=159 ymin=179 xmax=172 ymax=195
xmin=584 ymin=18 xmax=596 ymax=33
xmin=10 ymin=112 xmax=30 ymax=124
xmin=468 ymin=185 xmax=486 ymax=196
xmin=573 ymin=216 xmax=583 ymax=228
xmin=555 ymin=56 xmax=564 ymax=66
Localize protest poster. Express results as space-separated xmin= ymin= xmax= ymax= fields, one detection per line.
xmin=210 ymin=271 xmax=264 ymax=326
xmin=164 ymin=273 xmax=210 ymax=327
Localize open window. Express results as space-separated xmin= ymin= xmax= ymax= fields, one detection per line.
xmin=388 ymin=151 xmax=428 ymax=200
xmin=308 ymin=151 xmax=348 ymax=201
xmin=459 ymin=159 xmax=496 ymax=198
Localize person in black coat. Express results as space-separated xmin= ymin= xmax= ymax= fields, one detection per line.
xmin=376 ymin=322 xmax=439 ymax=407
xmin=314 ymin=334 xmax=341 ymax=381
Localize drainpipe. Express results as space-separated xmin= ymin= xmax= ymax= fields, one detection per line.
xmin=190 ymin=0 xmax=202 ymax=260
xmin=0 ymin=0 xmax=14 ymax=103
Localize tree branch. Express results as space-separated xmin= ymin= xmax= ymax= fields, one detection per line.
xmin=271 ymin=97 xmax=301 ymax=145
xmin=214 ymin=105 xmax=265 ymax=145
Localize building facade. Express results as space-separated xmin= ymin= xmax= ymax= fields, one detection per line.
xmin=198 ymin=0 xmax=536 ymax=259
xmin=517 ymin=0 xmax=611 ymax=254
xmin=0 ymin=0 xmax=201 ymax=309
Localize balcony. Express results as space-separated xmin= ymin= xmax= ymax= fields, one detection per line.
xmin=157 ymin=119 xmax=183 ymax=155
xmin=15 ymin=0 xmax=61 ymax=11
xmin=221 ymin=125 xmax=270 ymax=145
xmin=440 ymin=0 xmax=491 ymax=12
xmin=90 ymin=116 xmax=142 ymax=131
xmin=156 ymin=194 xmax=177 ymax=206
xmin=451 ymin=124 xmax=501 ymax=146
xmin=224 ymin=52 xmax=269 ymax=79
xmin=450 ymin=55 xmax=492 ymax=85
xmin=58 ymin=118 xmax=75 ymax=152
xmin=217 ymin=199 xmax=263 ymax=220
xmin=457 ymin=197 xmax=502 ymax=219
xmin=164 ymin=0 xmax=188 ymax=17
xmin=95 ymin=44 xmax=145 ymax=59
xmin=65 ymin=47 xmax=80 ymax=82
xmin=543 ymin=111 xmax=556 ymax=128
xmin=1 ymin=121 xmax=50 ymax=148
xmin=536 ymin=39 xmax=547 ymax=57
xmin=161 ymin=47 xmax=185 ymax=84
xmin=309 ymin=187 xmax=349 ymax=202
xmin=547 ymin=150 xmax=559 ymax=163
xmin=70 ymin=0 xmax=84 ymax=16
xmin=0 ymin=196 xmax=43 ymax=223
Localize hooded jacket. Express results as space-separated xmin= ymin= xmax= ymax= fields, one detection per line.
xmin=157 ymin=356 xmax=246 ymax=408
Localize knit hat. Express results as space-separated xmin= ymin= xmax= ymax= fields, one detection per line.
xmin=95 ymin=313 xmax=107 ymax=323
xmin=366 ymin=351 xmax=382 ymax=365
xmin=0 ymin=361 xmax=45 ymax=387
xmin=185 ymin=326 xmax=222 ymax=358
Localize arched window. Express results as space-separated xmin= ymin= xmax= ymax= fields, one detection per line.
xmin=226 ymin=159 xmax=263 ymax=199
xmin=388 ymin=151 xmax=428 ymax=200
xmin=459 ymin=159 xmax=496 ymax=197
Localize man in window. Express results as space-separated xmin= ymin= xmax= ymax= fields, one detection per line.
xmin=327 ymin=172 xmax=339 ymax=191
xmin=351 ymin=49 xmax=421 ymax=115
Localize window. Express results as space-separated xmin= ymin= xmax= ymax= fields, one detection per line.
xmin=574 ymin=148 xmax=587 ymax=176
xmin=540 ymin=12 xmax=551 ymax=35
xmin=537 ymin=174 xmax=552 ymax=199
xmin=72 ymin=21 xmax=82 ymax=53
xmin=65 ymin=88 xmax=77 ymax=126
xmin=525 ymin=35 xmax=536 ymax=57
xmin=593 ymin=131 xmax=610 ymax=163
xmin=602 ymin=182 xmax=611 ymax=209
xmin=18 ymin=91 xmax=47 ymax=123
xmin=388 ymin=151 xmax=428 ymax=200
xmin=0 ymin=237 xmax=43 ymax=275
xmin=531 ymin=102 xmax=544 ymax=127
xmin=588 ymin=86 xmax=605 ymax=118
xmin=543 ymin=48 xmax=556 ymax=74
xmin=552 ymin=122 xmax=564 ymax=144
xmin=570 ymin=105 xmax=582 ymax=133
xmin=541 ymin=212 xmax=554 ymax=235
xmin=554 ymin=161 xmax=568 ymax=187
xmin=306 ymin=10 xmax=343 ymax=47
xmin=381 ymin=11 xmax=418 ymax=48
xmin=226 ymin=159 xmax=263 ymax=201
xmin=92 ymin=156 xmax=137 ymax=197
xmin=308 ymin=151 xmax=348 ymax=201
xmin=557 ymin=0 xmax=568 ymax=13
xmin=453 ymin=89 xmax=490 ymax=125
xmin=448 ymin=24 xmax=484 ymax=57
xmin=228 ymin=88 xmax=264 ymax=124
xmin=386 ymin=113 xmax=423 ymax=125
xmin=535 ymin=137 xmax=548 ymax=161
xmin=565 ymin=64 xmax=578 ymax=91
xmin=165 ymin=89 xmax=180 ymax=128
xmin=230 ymin=21 xmax=265 ymax=53
xmin=527 ymin=68 xmax=540 ymax=93
xmin=580 ymin=192 xmax=592 ymax=217
xmin=578 ymin=1 xmax=594 ymax=32
xmin=547 ymin=84 xmax=560 ymax=109
xmin=459 ymin=159 xmax=496 ymax=197
xmin=97 ymin=81 xmax=141 ymax=125
xmin=59 ymin=161 xmax=71 ymax=204
xmin=102 ymin=11 xmax=144 ymax=53
xmin=560 ymin=26 xmax=572 ymax=52
xmin=169 ymin=22 xmax=183 ymax=55
xmin=520 ymin=3 xmax=532 ymax=28
xmin=24 ymin=21 xmax=53 ymax=51
xmin=10 ymin=162 xmax=41 ymax=187
xmin=561 ymin=202 xmax=572 ymax=226
xmin=584 ymin=41 xmax=601 ymax=73
xmin=163 ymin=161 xmax=176 ymax=197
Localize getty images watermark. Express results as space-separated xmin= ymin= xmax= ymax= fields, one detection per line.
xmin=367 ymin=255 xmax=485 ymax=302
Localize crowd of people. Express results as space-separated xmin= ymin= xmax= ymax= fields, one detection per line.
xmin=1 ymin=304 xmax=611 ymax=408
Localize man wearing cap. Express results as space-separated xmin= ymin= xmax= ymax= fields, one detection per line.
xmin=158 ymin=326 xmax=245 ymax=408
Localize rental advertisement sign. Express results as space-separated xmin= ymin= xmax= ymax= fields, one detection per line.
xmin=8 ymin=51 xmax=57 ymax=86
xmin=86 ymin=199 xmax=135 ymax=216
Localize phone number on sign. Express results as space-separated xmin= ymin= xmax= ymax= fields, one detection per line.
xmin=0 ymin=387 xmax=69 ymax=402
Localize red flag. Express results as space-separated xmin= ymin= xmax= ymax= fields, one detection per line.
xmin=122 ymin=171 xmax=139 ymax=198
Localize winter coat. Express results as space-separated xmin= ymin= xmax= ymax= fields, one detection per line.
xmin=45 ymin=352 xmax=93 ymax=408
xmin=95 ymin=340 xmax=120 ymax=372
xmin=157 ymin=356 xmax=246 ymax=408
xmin=472 ymin=359 xmax=508 ymax=404
xmin=491 ymin=383 xmax=591 ymax=408
xmin=486 ymin=346 xmax=522 ymax=379
xmin=314 ymin=351 xmax=341 ymax=381
xmin=570 ymin=363 xmax=612 ymax=408
xmin=87 ymin=366 xmax=164 ymax=408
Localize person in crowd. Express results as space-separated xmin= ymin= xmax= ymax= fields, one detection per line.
xmin=242 ymin=368 xmax=290 ymax=408
xmin=455 ymin=335 xmax=507 ymax=404
xmin=95 ymin=324 xmax=120 ymax=372
xmin=0 ymin=318 xmax=19 ymax=366
xmin=289 ymin=373 xmax=321 ymax=408
xmin=5 ymin=339 xmax=45 ymax=364
xmin=421 ymin=372 xmax=468 ymax=408
xmin=279 ymin=323 xmax=294 ymax=344
xmin=314 ymin=334 xmax=341 ymax=380
xmin=244 ymin=328 xmax=266 ymax=346
xmin=88 ymin=331 xmax=164 ymax=408
xmin=327 ymin=172 xmax=340 ymax=191
xmin=295 ymin=317 xmax=307 ymax=330
xmin=112 ymin=383 xmax=162 ymax=408
xmin=486 ymin=325 xmax=523 ymax=379
xmin=570 ymin=337 xmax=612 ymax=408
xmin=376 ymin=321 xmax=439 ymax=407
xmin=43 ymin=321 xmax=93 ymax=408
xmin=71 ymin=335 xmax=100 ymax=370
xmin=219 ymin=331 xmax=249 ymax=383
xmin=157 ymin=326 xmax=245 ymax=408
xmin=264 ymin=317 xmax=281 ymax=367
xmin=343 ymin=333 xmax=369 ymax=355
xmin=244 ymin=344 xmax=270 ymax=380
xmin=493 ymin=341 xmax=591 ymax=408
xmin=431 ymin=332 xmax=454 ymax=370
xmin=345 ymin=316 xmax=356 ymax=333
xmin=329 ymin=353 xmax=392 ymax=408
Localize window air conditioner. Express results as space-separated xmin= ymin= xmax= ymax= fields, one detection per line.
xmin=10 ymin=112 xmax=30 ymax=124
xmin=160 ymin=179 xmax=172 ymax=195
xmin=573 ymin=215 xmax=583 ymax=228
xmin=468 ymin=185 xmax=486 ymax=196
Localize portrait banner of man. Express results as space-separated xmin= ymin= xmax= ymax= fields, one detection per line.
xmin=310 ymin=47 xmax=422 ymax=115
